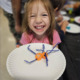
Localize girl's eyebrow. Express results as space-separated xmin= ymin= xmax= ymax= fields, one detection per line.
xmin=29 ymin=11 xmax=48 ymax=15
xmin=30 ymin=13 xmax=36 ymax=15
xmin=31 ymin=12 xmax=48 ymax=14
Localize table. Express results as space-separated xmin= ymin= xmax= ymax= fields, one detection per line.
xmin=59 ymin=9 xmax=80 ymax=80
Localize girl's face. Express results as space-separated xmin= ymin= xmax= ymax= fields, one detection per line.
xmin=28 ymin=1 xmax=50 ymax=36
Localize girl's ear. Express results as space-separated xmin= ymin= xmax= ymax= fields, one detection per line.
xmin=54 ymin=7 xmax=58 ymax=12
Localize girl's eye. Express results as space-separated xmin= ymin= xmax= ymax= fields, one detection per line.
xmin=42 ymin=14 xmax=48 ymax=16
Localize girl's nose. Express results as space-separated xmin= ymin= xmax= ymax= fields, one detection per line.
xmin=35 ymin=16 xmax=42 ymax=24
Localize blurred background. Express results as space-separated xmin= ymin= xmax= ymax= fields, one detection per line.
xmin=0 ymin=0 xmax=80 ymax=80
xmin=0 ymin=8 xmax=15 ymax=80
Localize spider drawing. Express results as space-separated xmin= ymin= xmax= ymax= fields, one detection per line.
xmin=24 ymin=42 xmax=60 ymax=66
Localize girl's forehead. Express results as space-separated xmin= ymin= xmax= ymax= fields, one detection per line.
xmin=30 ymin=1 xmax=47 ymax=13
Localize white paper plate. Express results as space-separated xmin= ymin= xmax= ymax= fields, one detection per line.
xmin=63 ymin=16 xmax=70 ymax=21
xmin=6 ymin=43 xmax=66 ymax=80
xmin=60 ymin=11 xmax=67 ymax=15
xmin=74 ymin=16 xmax=80 ymax=24
xmin=66 ymin=23 xmax=80 ymax=33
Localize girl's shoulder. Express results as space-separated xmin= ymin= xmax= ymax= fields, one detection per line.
xmin=20 ymin=32 xmax=33 ymax=45
xmin=22 ymin=32 xmax=28 ymax=35
xmin=22 ymin=32 xmax=33 ymax=39
xmin=53 ymin=29 xmax=60 ymax=38
xmin=53 ymin=29 xmax=58 ymax=34
xmin=52 ymin=29 xmax=61 ymax=44
xmin=22 ymin=32 xmax=32 ymax=36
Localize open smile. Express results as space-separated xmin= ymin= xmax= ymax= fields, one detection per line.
xmin=34 ymin=25 xmax=45 ymax=30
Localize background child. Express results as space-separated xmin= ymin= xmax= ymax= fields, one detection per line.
xmin=51 ymin=0 xmax=64 ymax=22
xmin=20 ymin=0 xmax=61 ymax=47
xmin=50 ymin=0 xmax=69 ymax=41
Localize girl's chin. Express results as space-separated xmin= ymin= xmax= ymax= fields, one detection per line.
xmin=33 ymin=28 xmax=46 ymax=36
xmin=34 ymin=32 xmax=45 ymax=36
xmin=35 ymin=28 xmax=44 ymax=32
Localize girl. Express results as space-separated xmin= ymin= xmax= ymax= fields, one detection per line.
xmin=20 ymin=0 xmax=61 ymax=46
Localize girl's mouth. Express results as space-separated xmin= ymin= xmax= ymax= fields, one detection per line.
xmin=34 ymin=25 xmax=45 ymax=30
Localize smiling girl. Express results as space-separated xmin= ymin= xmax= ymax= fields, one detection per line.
xmin=20 ymin=0 xmax=61 ymax=46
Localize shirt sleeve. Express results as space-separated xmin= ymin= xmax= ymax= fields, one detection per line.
xmin=53 ymin=30 xmax=61 ymax=45
xmin=20 ymin=32 xmax=30 ymax=45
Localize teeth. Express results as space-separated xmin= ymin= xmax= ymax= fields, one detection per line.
xmin=35 ymin=26 xmax=44 ymax=29
xmin=36 ymin=27 xmax=42 ymax=29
